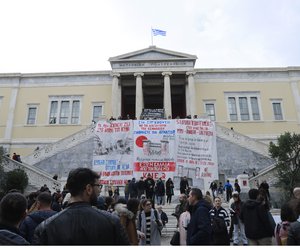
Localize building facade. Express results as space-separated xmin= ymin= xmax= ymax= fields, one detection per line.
xmin=1 ymin=46 xmax=300 ymax=158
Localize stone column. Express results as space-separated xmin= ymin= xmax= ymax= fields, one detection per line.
xmin=185 ymin=83 xmax=190 ymax=117
xmin=290 ymin=81 xmax=300 ymax=124
xmin=134 ymin=72 xmax=144 ymax=119
xmin=111 ymin=73 xmax=120 ymax=119
xmin=186 ymin=71 xmax=196 ymax=117
xmin=162 ymin=72 xmax=172 ymax=118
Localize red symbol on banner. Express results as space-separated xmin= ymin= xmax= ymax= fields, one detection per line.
xmin=136 ymin=135 xmax=148 ymax=148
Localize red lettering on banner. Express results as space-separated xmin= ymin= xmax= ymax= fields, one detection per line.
xmin=134 ymin=162 xmax=175 ymax=172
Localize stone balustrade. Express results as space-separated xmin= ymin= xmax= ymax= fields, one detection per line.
xmin=23 ymin=125 xmax=96 ymax=166
xmin=3 ymin=156 xmax=61 ymax=193
xmin=216 ymin=125 xmax=269 ymax=157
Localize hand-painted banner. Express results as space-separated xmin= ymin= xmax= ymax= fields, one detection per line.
xmin=175 ymin=119 xmax=218 ymax=191
xmin=93 ymin=120 xmax=134 ymax=185
xmin=93 ymin=119 xmax=219 ymax=189
xmin=133 ymin=120 xmax=176 ymax=181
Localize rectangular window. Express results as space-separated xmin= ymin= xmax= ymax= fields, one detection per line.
xmin=59 ymin=101 xmax=70 ymax=124
xmin=93 ymin=105 xmax=103 ymax=122
xmin=49 ymin=101 xmax=58 ymax=124
xmin=239 ymin=97 xmax=249 ymax=121
xmin=251 ymin=97 xmax=260 ymax=120
xmin=273 ymin=102 xmax=283 ymax=120
xmin=27 ymin=107 xmax=37 ymax=125
xmin=226 ymin=92 xmax=261 ymax=122
xmin=49 ymin=96 xmax=82 ymax=125
xmin=71 ymin=100 xmax=80 ymax=124
xmin=228 ymin=97 xmax=238 ymax=121
xmin=205 ymin=103 xmax=216 ymax=121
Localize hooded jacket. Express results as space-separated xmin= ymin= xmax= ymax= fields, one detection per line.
xmin=240 ymin=199 xmax=273 ymax=239
xmin=186 ymin=199 xmax=212 ymax=245
xmin=113 ymin=203 xmax=138 ymax=245
xmin=19 ymin=210 xmax=57 ymax=243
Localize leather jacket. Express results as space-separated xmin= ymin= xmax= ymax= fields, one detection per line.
xmin=33 ymin=202 xmax=130 ymax=245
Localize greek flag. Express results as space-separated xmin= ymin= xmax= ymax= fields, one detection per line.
xmin=152 ymin=28 xmax=166 ymax=36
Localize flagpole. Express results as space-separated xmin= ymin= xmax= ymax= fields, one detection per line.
xmin=151 ymin=27 xmax=153 ymax=46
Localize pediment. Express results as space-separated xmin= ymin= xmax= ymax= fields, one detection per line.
xmin=109 ymin=46 xmax=197 ymax=62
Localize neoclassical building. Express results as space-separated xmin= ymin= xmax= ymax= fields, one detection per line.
xmin=1 ymin=46 xmax=300 ymax=165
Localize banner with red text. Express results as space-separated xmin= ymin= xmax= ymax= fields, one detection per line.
xmin=133 ymin=120 xmax=176 ymax=180
xmin=175 ymin=119 xmax=218 ymax=191
xmin=93 ymin=120 xmax=134 ymax=185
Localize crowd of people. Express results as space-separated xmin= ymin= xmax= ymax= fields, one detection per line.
xmin=0 ymin=167 xmax=299 ymax=245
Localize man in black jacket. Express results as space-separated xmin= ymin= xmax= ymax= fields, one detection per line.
xmin=0 ymin=192 xmax=29 ymax=245
xmin=186 ymin=188 xmax=212 ymax=245
xmin=33 ymin=168 xmax=129 ymax=245
xmin=240 ymin=188 xmax=273 ymax=245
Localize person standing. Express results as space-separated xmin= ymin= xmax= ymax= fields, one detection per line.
xmin=129 ymin=178 xmax=138 ymax=199
xmin=186 ymin=188 xmax=212 ymax=245
xmin=137 ymin=199 xmax=162 ymax=245
xmin=19 ymin=192 xmax=57 ymax=243
xmin=155 ymin=178 xmax=165 ymax=206
xmin=234 ymin=179 xmax=241 ymax=194
xmin=178 ymin=203 xmax=191 ymax=245
xmin=33 ymin=167 xmax=129 ymax=245
xmin=224 ymin=180 xmax=233 ymax=202
xmin=0 ymin=192 xmax=29 ymax=245
xmin=137 ymin=177 xmax=146 ymax=199
xmin=124 ymin=180 xmax=130 ymax=202
xmin=230 ymin=192 xmax=248 ymax=245
xmin=165 ymin=178 xmax=174 ymax=204
xmin=145 ymin=174 xmax=155 ymax=201
xmin=210 ymin=181 xmax=218 ymax=199
xmin=209 ymin=196 xmax=230 ymax=245
xmin=240 ymin=188 xmax=274 ymax=245
xmin=180 ymin=176 xmax=189 ymax=194
xmin=113 ymin=198 xmax=140 ymax=245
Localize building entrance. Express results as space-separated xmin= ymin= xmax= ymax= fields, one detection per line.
xmin=120 ymin=74 xmax=186 ymax=119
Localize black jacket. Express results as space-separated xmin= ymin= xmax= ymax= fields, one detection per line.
xmin=287 ymin=221 xmax=300 ymax=245
xmin=240 ymin=199 xmax=273 ymax=240
xmin=186 ymin=200 xmax=212 ymax=245
xmin=19 ymin=210 xmax=57 ymax=243
xmin=32 ymin=202 xmax=130 ymax=245
xmin=0 ymin=224 xmax=29 ymax=245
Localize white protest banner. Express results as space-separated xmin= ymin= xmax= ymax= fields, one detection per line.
xmin=133 ymin=120 xmax=176 ymax=180
xmin=93 ymin=120 xmax=133 ymax=185
xmin=175 ymin=119 xmax=218 ymax=191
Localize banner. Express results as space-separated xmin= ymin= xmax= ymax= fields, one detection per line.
xmin=175 ymin=119 xmax=218 ymax=191
xmin=92 ymin=119 xmax=218 ymax=190
xmin=133 ymin=120 xmax=176 ymax=180
xmin=93 ymin=120 xmax=133 ymax=185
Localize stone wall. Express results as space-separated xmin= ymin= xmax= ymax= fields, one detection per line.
xmin=33 ymin=136 xmax=275 ymax=181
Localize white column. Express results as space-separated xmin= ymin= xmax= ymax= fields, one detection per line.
xmin=162 ymin=72 xmax=172 ymax=119
xmin=185 ymin=83 xmax=190 ymax=117
xmin=290 ymin=81 xmax=300 ymax=124
xmin=134 ymin=72 xmax=144 ymax=119
xmin=111 ymin=73 xmax=120 ymax=119
xmin=186 ymin=71 xmax=196 ymax=117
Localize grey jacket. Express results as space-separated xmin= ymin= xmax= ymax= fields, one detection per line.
xmin=137 ymin=209 xmax=162 ymax=245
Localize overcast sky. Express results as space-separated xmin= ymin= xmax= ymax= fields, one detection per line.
xmin=1 ymin=0 xmax=300 ymax=73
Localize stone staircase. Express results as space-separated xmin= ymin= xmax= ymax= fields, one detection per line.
xmin=160 ymin=203 xmax=178 ymax=237
xmin=216 ymin=125 xmax=269 ymax=157
xmin=22 ymin=124 xmax=96 ymax=166
xmin=3 ymin=156 xmax=61 ymax=194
